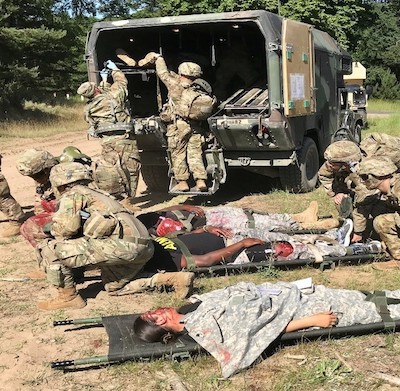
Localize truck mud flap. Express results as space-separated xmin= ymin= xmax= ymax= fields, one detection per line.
xmin=51 ymin=313 xmax=400 ymax=370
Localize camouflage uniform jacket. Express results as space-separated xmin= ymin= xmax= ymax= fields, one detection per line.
xmin=84 ymin=70 xmax=131 ymax=127
xmin=183 ymin=281 xmax=300 ymax=378
xmin=50 ymin=184 xmax=148 ymax=241
xmin=184 ymin=281 xmax=400 ymax=378
xmin=155 ymin=57 xmax=192 ymax=114
xmin=318 ymin=162 xmax=380 ymax=233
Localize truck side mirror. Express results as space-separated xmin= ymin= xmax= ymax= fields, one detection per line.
xmin=365 ymin=85 xmax=373 ymax=95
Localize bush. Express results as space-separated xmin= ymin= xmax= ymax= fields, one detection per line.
xmin=366 ymin=66 xmax=400 ymax=100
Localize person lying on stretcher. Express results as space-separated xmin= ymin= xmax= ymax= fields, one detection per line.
xmin=134 ymin=280 xmax=400 ymax=378
xmin=113 ymin=220 xmax=381 ymax=296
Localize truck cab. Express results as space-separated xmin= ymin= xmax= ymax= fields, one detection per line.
xmin=85 ymin=10 xmax=354 ymax=195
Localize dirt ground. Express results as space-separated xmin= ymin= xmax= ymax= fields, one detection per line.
xmin=1 ymin=133 xmax=400 ymax=390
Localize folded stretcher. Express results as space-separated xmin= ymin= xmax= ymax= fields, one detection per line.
xmin=51 ymin=309 xmax=400 ymax=369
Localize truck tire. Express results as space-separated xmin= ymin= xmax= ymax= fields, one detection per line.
xmin=141 ymin=165 xmax=169 ymax=192
xmin=279 ymin=137 xmax=319 ymax=193
xmin=354 ymin=123 xmax=362 ymax=143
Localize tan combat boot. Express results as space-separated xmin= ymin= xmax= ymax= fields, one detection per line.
xmin=37 ymin=287 xmax=86 ymax=310
xmin=138 ymin=52 xmax=159 ymax=67
xmin=171 ymin=181 xmax=189 ymax=192
xmin=108 ymin=277 xmax=153 ymax=296
xmin=372 ymin=260 xmax=400 ymax=271
xmin=116 ymin=48 xmax=136 ymax=66
xmin=290 ymin=201 xmax=319 ymax=224
xmin=299 ymin=218 xmax=340 ymax=230
xmin=152 ymin=272 xmax=195 ymax=298
xmin=0 ymin=221 xmax=21 ymax=238
xmin=195 ymin=179 xmax=207 ymax=192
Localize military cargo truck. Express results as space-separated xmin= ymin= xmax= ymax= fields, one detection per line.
xmin=85 ymin=10 xmax=355 ymax=195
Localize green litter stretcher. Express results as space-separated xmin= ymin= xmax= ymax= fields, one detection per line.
xmin=51 ymin=311 xmax=400 ymax=369
xmin=190 ymin=253 xmax=386 ymax=275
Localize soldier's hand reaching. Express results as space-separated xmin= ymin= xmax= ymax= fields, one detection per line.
xmin=105 ymin=60 xmax=118 ymax=71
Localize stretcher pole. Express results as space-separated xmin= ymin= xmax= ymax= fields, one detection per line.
xmin=51 ymin=355 xmax=109 ymax=368
xmin=192 ymin=253 xmax=384 ymax=274
xmin=53 ymin=317 xmax=103 ymax=326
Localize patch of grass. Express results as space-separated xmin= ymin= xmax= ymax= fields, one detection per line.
xmin=0 ymin=100 xmax=86 ymax=139
xmin=366 ymin=113 xmax=400 ymax=137
xmin=367 ymin=99 xmax=400 ymax=113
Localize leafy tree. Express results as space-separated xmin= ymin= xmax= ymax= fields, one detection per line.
xmin=0 ymin=0 xmax=90 ymax=107
xmin=354 ymin=0 xmax=400 ymax=98
xmin=280 ymin=0 xmax=371 ymax=51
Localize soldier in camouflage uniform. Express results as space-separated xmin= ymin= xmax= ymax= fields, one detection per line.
xmin=360 ymin=132 xmax=400 ymax=167
xmin=35 ymin=162 xmax=154 ymax=310
xmin=359 ymin=156 xmax=400 ymax=270
xmin=77 ymin=60 xmax=140 ymax=204
xmin=0 ymin=153 xmax=25 ymax=237
xmin=318 ymin=140 xmax=383 ymax=241
xmin=134 ymin=280 xmax=400 ymax=378
xmin=139 ymin=52 xmax=208 ymax=192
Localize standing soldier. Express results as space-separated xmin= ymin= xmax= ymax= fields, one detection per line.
xmin=358 ymin=156 xmax=400 ymax=270
xmin=35 ymin=162 xmax=154 ymax=310
xmin=0 ymin=153 xmax=25 ymax=237
xmin=77 ymin=60 xmax=140 ymax=206
xmin=139 ymin=52 xmax=209 ymax=192
xmin=318 ymin=140 xmax=381 ymax=241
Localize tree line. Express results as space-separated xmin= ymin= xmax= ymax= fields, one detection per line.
xmin=0 ymin=0 xmax=399 ymax=110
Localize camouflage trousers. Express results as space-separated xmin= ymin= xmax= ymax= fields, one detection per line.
xmin=0 ymin=173 xmax=24 ymax=221
xmin=37 ymin=236 xmax=154 ymax=288
xmin=167 ymin=120 xmax=207 ymax=181
xmin=205 ymin=207 xmax=300 ymax=233
xmin=373 ymin=213 xmax=400 ymax=259
xmin=100 ymin=135 xmax=141 ymax=197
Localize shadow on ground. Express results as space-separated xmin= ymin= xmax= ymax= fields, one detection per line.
xmin=136 ymin=169 xmax=281 ymax=209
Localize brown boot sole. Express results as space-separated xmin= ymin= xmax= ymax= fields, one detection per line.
xmin=116 ymin=48 xmax=136 ymax=66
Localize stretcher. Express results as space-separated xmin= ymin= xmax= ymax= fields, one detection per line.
xmin=51 ymin=312 xmax=400 ymax=369
xmin=191 ymin=253 xmax=387 ymax=275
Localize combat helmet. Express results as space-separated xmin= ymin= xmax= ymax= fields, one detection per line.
xmin=324 ymin=140 xmax=362 ymax=163
xmin=178 ymin=62 xmax=202 ymax=78
xmin=59 ymin=146 xmax=91 ymax=165
xmin=77 ymin=81 xmax=96 ymax=98
xmin=17 ymin=149 xmax=57 ymax=176
xmin=359 ymin=156 xmax=397 ymax=178
xmin=50 ymin=162 xmax=92 ymax=188
xmin=192 ymin=78 xmax=213 ymax=95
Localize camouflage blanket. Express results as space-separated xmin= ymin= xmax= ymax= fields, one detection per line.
xmin=205 ymin=207 xmax=300 ymax=232
xmin=183 ymin=281 xmax=400 ymax=378
xmin=183 ymin=281 xmax=300 ymax=378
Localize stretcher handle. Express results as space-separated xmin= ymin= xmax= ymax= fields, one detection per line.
xmin=51 ymin=355 xmax=110 ymax=368
xmin=53 ymin=317 xmax=103 ymax=327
